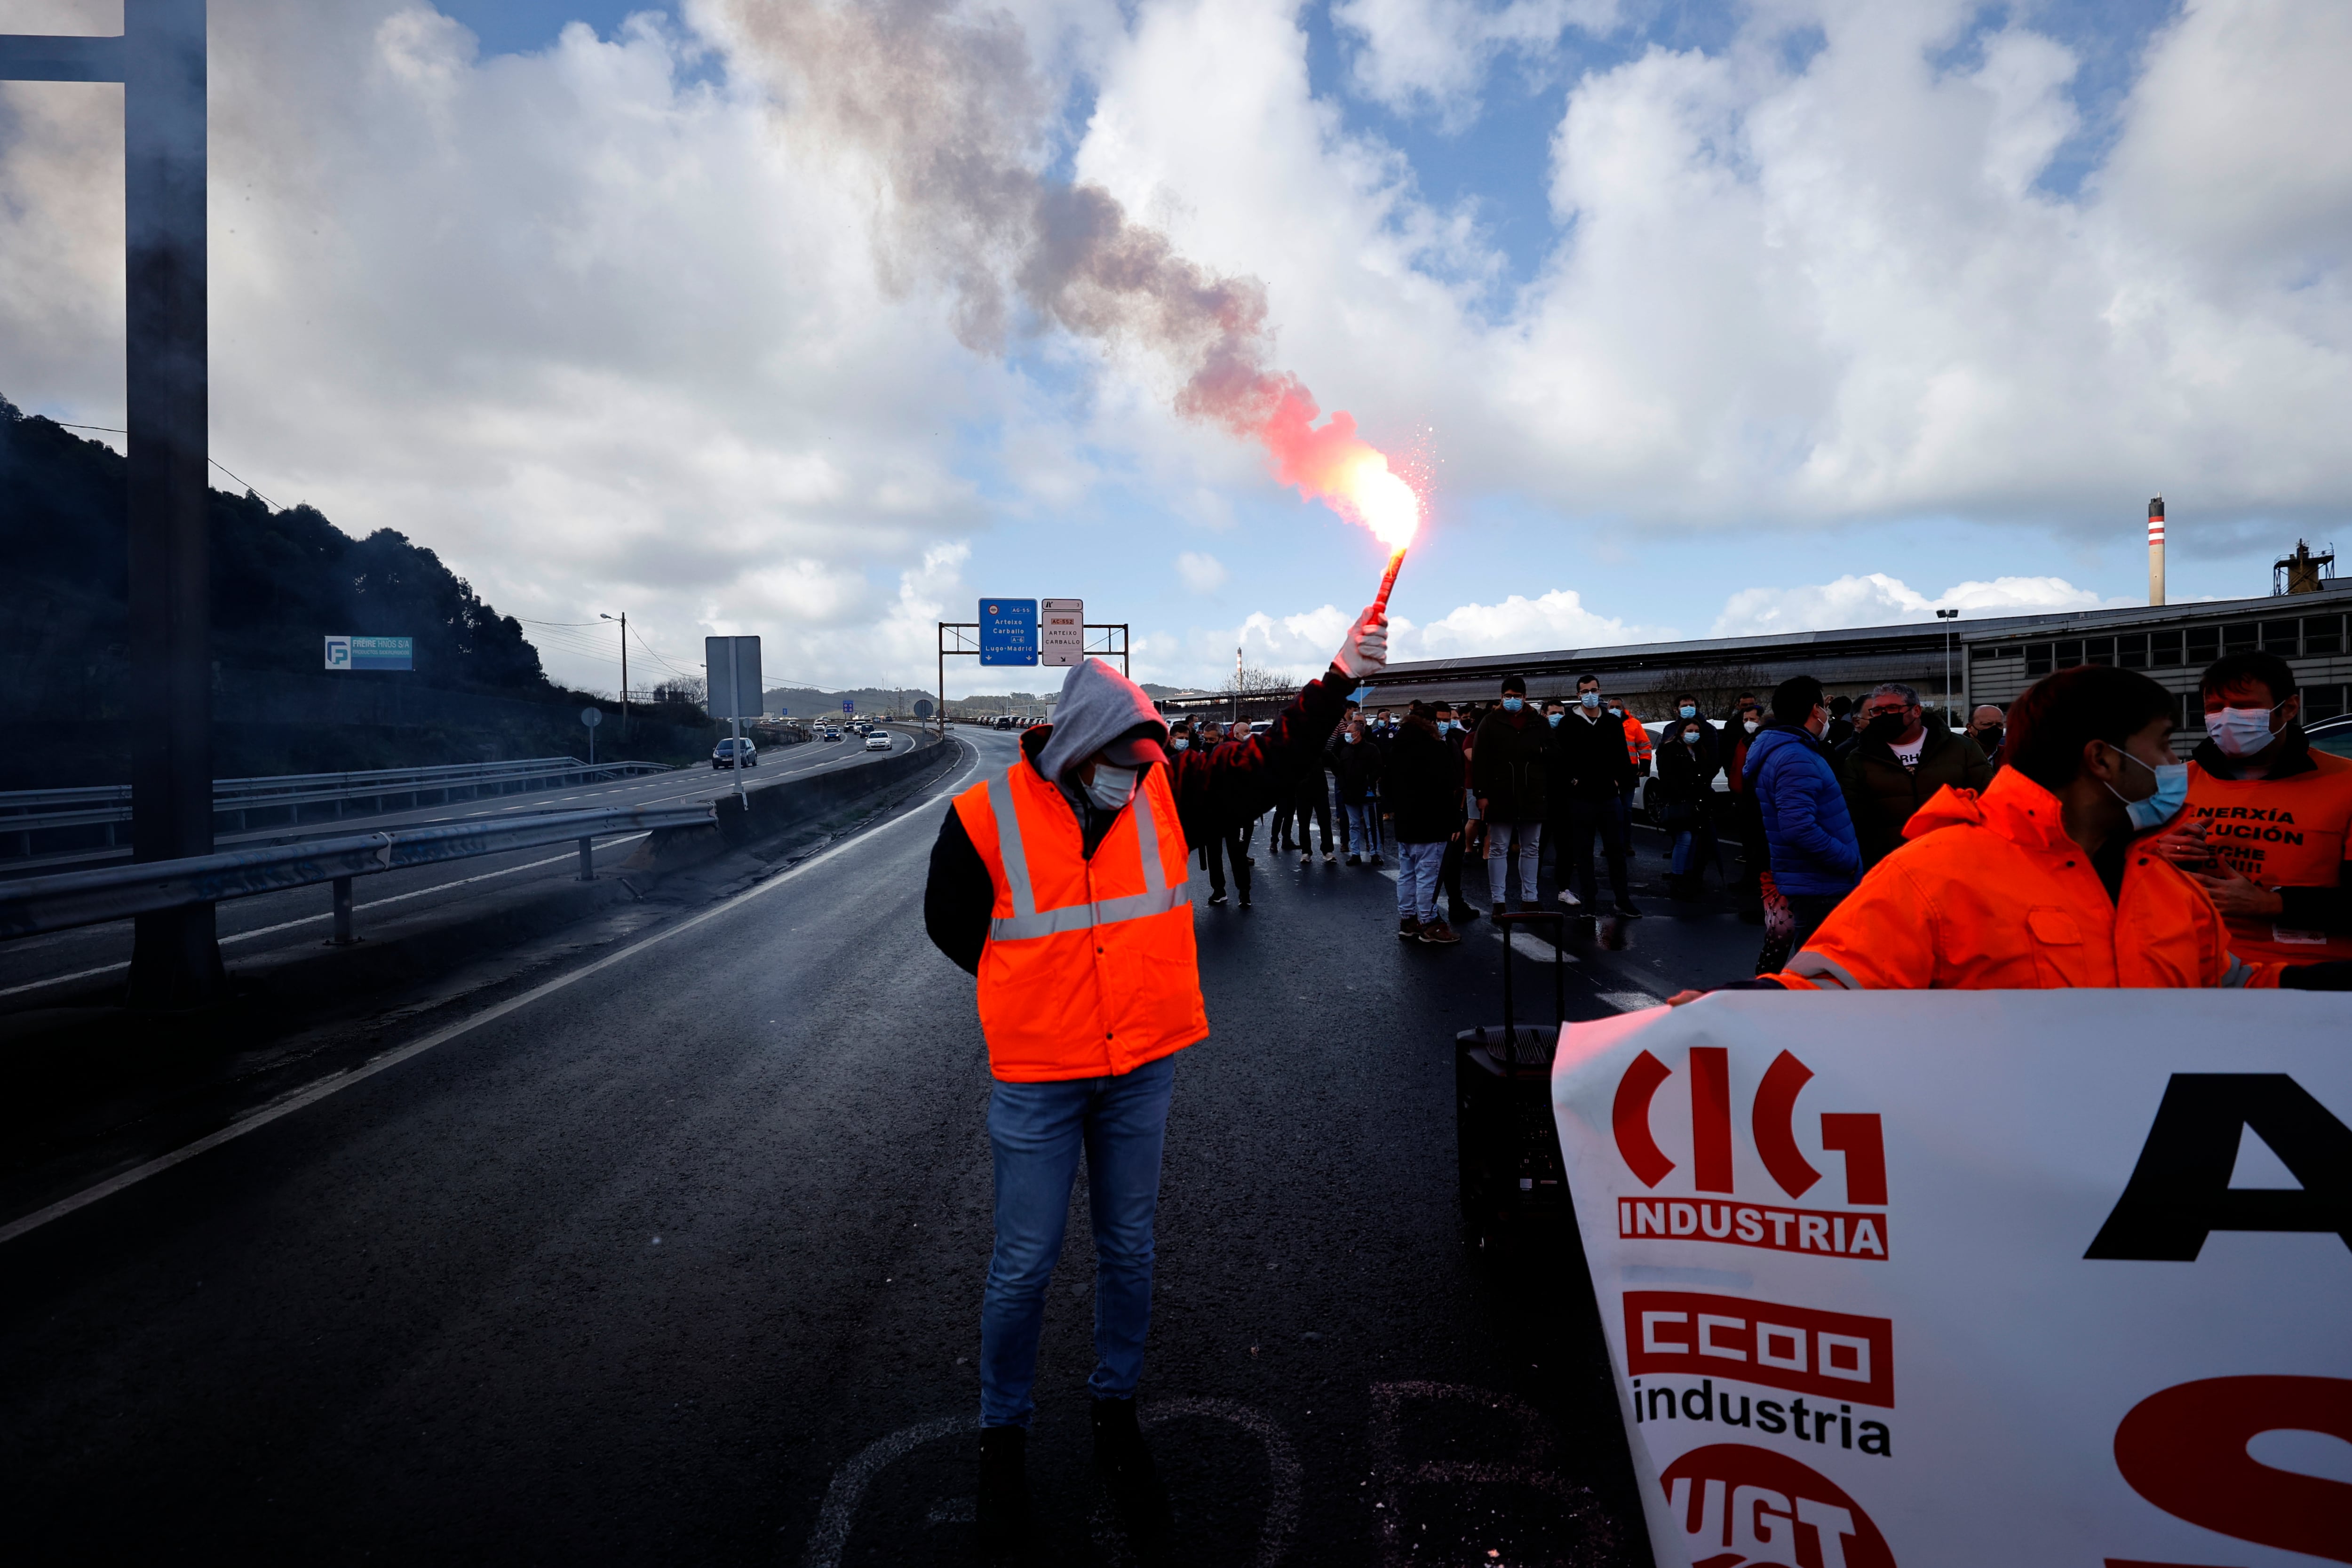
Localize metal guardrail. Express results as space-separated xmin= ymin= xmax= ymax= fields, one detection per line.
xmin=0 ymin=756 xmax=675 ymax=858
xmin=0 ymin=799 xmax=716 ymax=945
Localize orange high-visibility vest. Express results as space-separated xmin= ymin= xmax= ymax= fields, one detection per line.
xmin=1769 ymin=768 xmax=2281 ymax=991
xmin=952 ymin=759 xmax=1207 ymax=1082
xmin=1622 ymin=714 xmax=1653 ymax=770
xmin=2184 ymin=748 xmax=2352 ymax=964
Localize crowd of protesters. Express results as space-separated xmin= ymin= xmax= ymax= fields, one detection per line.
xmin=1162 ymin=645 xmax=2352 ymax=995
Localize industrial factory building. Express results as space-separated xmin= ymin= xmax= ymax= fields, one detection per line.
xmin=1359 ymin=539 xmax=2349 ymax=747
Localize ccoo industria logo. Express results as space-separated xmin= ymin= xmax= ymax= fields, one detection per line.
xmin=1613 ymin=1047 xmax=1888 ymax=1261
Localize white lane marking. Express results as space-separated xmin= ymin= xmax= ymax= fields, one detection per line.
xmin=0 ymin=741 xmax=984 ymax=1248
xmin=803 ymin=1415 xmax=974 ymax=1568
xmin=0 ymin=835 xmax=653 ymax=1000
xmin=1486 ymin=928 xmax=1574 ymax=965
xmin=1599 ymin=990 xmax=1665 ymax=1011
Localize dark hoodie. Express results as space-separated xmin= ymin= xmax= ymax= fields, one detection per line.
xmin=924 ymin=661 xmax=1355 ymax=974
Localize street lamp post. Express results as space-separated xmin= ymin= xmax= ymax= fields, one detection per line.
xmin=600 ymin=612 xmax=627 ymax=739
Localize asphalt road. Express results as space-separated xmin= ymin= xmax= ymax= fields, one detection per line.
xmin=0 ymin=730 xmax=921 ymax=1003
xmin=0 ymin=730 xmax=1735 ymax=1565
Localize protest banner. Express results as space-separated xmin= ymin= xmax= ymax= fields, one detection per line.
xmin=1549 ymin=990 xmax=2351 ymax=1567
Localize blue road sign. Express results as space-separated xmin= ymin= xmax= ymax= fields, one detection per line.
xmin=842 ymin=700 xmax=855 ymax=713
xmin=979 ymin=599 xmax=1038 ymax=666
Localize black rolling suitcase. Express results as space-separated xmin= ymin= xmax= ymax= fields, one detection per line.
xmin=1456 ymin=911 xmax=1571 ymax=1245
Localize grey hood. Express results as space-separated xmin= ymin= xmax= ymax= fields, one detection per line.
xmin=1034 ymin=658 xmax=1169 ymax=784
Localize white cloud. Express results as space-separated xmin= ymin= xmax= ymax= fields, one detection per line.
xmin=1331 ymin=0 xmax=1621 ymax=125
xmin=1712 ymin=573 xmax=2124 ymax=637
xmin=1409 ymin=588 xmax=1657 ymax=658
xmin=1174 ymin=550 xmax=1229 ymax=591
xmin=1073 ymin=0 xmax=2352 ymax=527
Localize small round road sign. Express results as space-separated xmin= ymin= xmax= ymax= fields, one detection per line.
xmin=580 ymin=706 xmax=603 ymax=728
xmin=914 ymin=699 xmax=935 ymax=718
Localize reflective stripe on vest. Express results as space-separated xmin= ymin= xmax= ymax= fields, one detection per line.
xmin=985 ymin=766 xmax=1188 ymax=943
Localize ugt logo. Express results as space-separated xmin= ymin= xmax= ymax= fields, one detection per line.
xmin=1614 ymin=1047 xmax=1889 ymax=1261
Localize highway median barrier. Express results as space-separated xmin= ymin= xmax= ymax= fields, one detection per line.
xmin=625 ymin=727 xmax=956 ymax=876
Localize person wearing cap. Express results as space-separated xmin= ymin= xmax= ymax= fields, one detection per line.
xmin=922 ymin=608 xmax=1385 ymax=1552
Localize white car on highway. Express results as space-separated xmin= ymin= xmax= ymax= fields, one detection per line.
xmin=864 ymin=733 xmax=892 ymax=751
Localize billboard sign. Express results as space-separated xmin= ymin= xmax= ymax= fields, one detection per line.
xmin=1549 ymin=991 xmax=2352 ymax=1568
xmin=1040 ymin=599 xmax=1084 ymax=666
xmin=978 ymin=599 xmax=1038 ymax=666
xmin=324 ymin=635 xmax=413 ymax=671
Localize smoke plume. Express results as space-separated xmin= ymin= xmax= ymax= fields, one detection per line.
xmin=712 ymin=0 xmax=1414 ymax=537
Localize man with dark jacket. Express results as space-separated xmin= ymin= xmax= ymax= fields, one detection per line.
xmin=923 ymin=615 xmax=1380 ymax=1554
xmin=1839 ymin=682 xmax=1995 ymax=865
xmin=1549 ymin=672 xmax=1639 ymax=916
xmin=1745 ymin=675 xmax=1862 ymax=970
xmin=1471 ymin=674 xmax=1552 ymax=912
xmin=1386 ymin=702 xmax=1465 ymax=942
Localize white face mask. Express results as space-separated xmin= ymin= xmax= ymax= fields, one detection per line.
xmin=1744 ymin=719 xmax=1761 ymax=734
xmin=1579 ymin=692 xmax=1600 ymax=709
xmin=2205 ymin=701 xmax=2283 ymax=758
xmin=1170 ymin=738 xmax=1190 ymax=752
xmin=1085 ymin=763 xmax=1136 ymax=811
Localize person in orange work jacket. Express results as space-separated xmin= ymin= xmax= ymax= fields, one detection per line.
xmin=922 ymin=610 xmax=1384 ymax=1554
xmin=2150 ymin=649 xmax=2352 ymax=966
xmin=1670 ymin=665 xmax=2352 ymax=997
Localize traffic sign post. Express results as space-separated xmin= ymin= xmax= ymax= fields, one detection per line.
xmin=1040 ymin=599 xmax=1083 ymax=667
xmin=581 ymin=705 xmax=602 ymax=765
xmin=938 ymin=613 xmax=1128 ymax=740
xmin=706 ymin=636 xmax=763 ymax=808
xmin=5 ymin=5 xmax=224 ymax=1005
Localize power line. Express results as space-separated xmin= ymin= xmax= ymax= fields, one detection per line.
xmin=45 ymin=420 xmax=279 ymax=510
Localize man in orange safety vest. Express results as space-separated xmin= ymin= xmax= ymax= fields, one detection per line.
xmin=923 ymin=606 xmax=1386 ymax=1552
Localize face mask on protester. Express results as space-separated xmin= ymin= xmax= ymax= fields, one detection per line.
xmin=1744 ymin=719 xmax=1761 ymax=734
xmin=1546 ymin=713 xmax=1562 ymax=728
xmin=2206 ymin=701 xmax=2285 ymax=758
xmin=1085 ymin=763 xmax=1137 ymax=812
xmin=1607 ymin=706 xmax=1623 ymax=718
xmin=1974 ymin=726 xmax=2002 ymax=753
xmin=1580 ymin=692 xmax=1600 ymax=710
xmin=1678 ymin=705 xmax=1697 ymax=719
xmin=2102 ymin=744 xmax=2189 ymax=831
xmin=1170 ymin=738 xmax=1189 ymax=752
xmin=1862 ymin=713 xmax=1907 ymax=744
xmin=1682 ymin=730 xmax=1703 ymax=747
xmin=1345 ymin=732 xmax=1360 ymax=744
xmin=1502 ymin=696 xmax=1524 ymax=713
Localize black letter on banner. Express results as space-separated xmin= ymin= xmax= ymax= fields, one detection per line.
xmin=2085 ymin=1075 xmax=2352 ymax=1261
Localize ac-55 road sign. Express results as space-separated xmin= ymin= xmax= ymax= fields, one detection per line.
xmin=979 ymin=600 xmax=1039 ymax=666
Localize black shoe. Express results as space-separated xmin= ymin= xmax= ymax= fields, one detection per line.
xmin=1346 ymin=853 xmax=1362 ymax=866
xmin=1612 ymin=901 xmax=1644 ymax=919
xmin=1208 ymin=891 xmax=1227 ymax=906
xmin=1092 ymin=1397 xmax=1171 ymax=1544
xmin=1238 ymin=892 xmax=1252 ymax=909
xmin=978 ymin=1425 xmax=1031 ymax=1552
xmin=1450 ymin=903 xmax=1481 ymax=924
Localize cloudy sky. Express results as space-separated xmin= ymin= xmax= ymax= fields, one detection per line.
xmin=3 ymin=0 xmax=2347 ymax=696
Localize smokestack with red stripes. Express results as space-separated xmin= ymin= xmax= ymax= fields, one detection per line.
xmin=2147 ymin=497 xmax=2166 ymax=607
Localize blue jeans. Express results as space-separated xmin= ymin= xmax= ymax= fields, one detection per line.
xmin=981 ymin=1054 xmax=1176 ymax=1428
xmin=1345 ymin=803 xmax=1380 ymax=854
xmin=1396 ymin=841 xmax=1445 ymax=921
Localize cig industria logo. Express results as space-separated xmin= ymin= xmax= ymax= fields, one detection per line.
xmin=1613 ymin=1047 xmax=1888 ymax=1260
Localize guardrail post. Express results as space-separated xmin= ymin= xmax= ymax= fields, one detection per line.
xmin=329 ymin=876 xmax=356 ymax=945
xmin=577 ymin=836 xmax=594 ymax=881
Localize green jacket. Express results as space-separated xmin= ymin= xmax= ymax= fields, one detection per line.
xmin=1838 ymin=716 xmax=1994 ymax=865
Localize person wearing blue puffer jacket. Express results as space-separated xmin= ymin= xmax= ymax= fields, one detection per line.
xmin=1743 ymin=674 xmax=1863 ymax=972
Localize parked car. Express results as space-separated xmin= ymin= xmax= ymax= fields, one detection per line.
xmin=712 ymin=737 xmax=758 ymax=770
xmin=2308 ymin=713 xmax=2352 ymax=760
xmin=864 ymin=732 xmax=893 ymax=752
